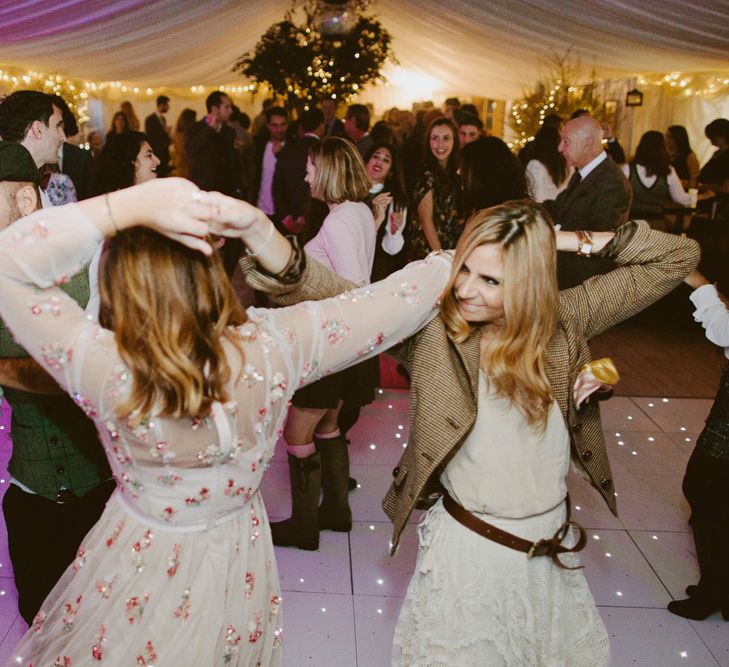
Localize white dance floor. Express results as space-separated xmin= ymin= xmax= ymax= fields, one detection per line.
xmin=0 ymin=390 xmax=727 ymax=666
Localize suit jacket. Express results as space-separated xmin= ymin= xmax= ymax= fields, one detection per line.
xmin=605 ymin=138 xmax=626 ymax=166
xmin=60 ymin=142 xmax=93 ymax=201
xmin=186 ymin=120 xmax=238 ymax=195
xmin=144 ymin=113 xmax=172 ymax=176
xmin=272 ymin=134 xmax=319 ymax=221
xmin=242 ymin=221 xmax=699 ymax=551
xmin=544 ymin=154 xmax=632 ymax=289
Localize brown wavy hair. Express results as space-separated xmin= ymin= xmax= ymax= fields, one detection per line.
xmin=99 ymin=228 xmax=247 ymax=422
xmin=440 ymin=200 xmax=558 ymax=429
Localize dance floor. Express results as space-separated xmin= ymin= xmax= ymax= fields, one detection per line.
xmin=0 ymin=389 xmax=727 ymax=666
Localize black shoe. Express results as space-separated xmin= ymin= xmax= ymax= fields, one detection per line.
xmin=271 ymin=453 xmax=321 ymax=550
xmin=348 ymin=477 xmax=358 ymax=492
xmin=685 ymin=584 xmax=699 ymax=597
xmin=667 ymin=596 xmax=723 ymax=621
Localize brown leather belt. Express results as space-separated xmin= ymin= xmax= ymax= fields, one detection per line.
xmin=442 ymin=491 xmax=587 ymax=570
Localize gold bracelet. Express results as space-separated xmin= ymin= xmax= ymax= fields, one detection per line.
xmin=104 ymin=192 xmax=120 ymax=235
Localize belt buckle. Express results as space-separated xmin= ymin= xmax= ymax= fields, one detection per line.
xmin=527 ymin=539 xmax=547 ymax=560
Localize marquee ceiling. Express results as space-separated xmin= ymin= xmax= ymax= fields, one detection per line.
xmin=1 ymin=0 xmax=727 ymax=99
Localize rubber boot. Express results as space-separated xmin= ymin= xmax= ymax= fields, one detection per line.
xmin=270 ymin=453 xmax=321 ymax=551
xmin=316 ymin=435 xmax=352 ymax=532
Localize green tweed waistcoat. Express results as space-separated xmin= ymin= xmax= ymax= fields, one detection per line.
xmin=0 ymin=269 xmax=111 ymax=501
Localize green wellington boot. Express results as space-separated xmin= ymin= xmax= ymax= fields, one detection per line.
xmin=270 ymin=452 xmax=321 ymax=550
xmin=316 ymin=435 xmax=353 ymax=532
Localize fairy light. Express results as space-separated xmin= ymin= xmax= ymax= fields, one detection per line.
xmin=0 ymin=64 xmax=260 ymax=130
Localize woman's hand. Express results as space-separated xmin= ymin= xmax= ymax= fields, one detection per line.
xmin=389 ymin=208 xmax=406 ymax=235
xmin=103 ymin=178 xmax=214 ymax=254
xmin=205 ymin=192 xmax=268 ymax=240
xmin=372 ymin=192 xmax=393 ymax=229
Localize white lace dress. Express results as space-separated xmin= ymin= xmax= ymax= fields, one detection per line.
xmin=0 ymin=205 xmax=452 ymax=667
xmin=393 ymin=376 xmax=610 ymax=667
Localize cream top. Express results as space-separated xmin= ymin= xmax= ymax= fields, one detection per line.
xmin=441 ymin=374 xmax=570 ymax=519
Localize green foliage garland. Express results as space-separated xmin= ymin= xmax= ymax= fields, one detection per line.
xmin=233 ymin=1 xmax=396 ymax=113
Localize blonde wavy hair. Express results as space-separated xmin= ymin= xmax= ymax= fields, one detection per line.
xmin=308 ymin=136 xmax=371 ymax=204
xmin=99 ymin=228 xmax=248 ymax=423
xmin=440 ymin=200 xmax=558 ymax=429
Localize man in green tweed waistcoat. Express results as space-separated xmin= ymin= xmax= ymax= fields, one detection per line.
xmin=0 ymin=137 xmax=114 ymax=625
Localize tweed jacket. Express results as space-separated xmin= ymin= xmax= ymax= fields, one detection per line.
xmin=243 ymin=221 xmax=699 ymax=551
xmin=0 ymin=270 xmax=111 ymax=501
xmin=544 ymin=154 xmax=631 ymax=233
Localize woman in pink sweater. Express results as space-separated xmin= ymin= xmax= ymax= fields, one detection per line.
xmin=272 ymin=137 xmax=377 ymax=550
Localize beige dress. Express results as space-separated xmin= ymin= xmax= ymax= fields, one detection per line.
xmin=392 ymin=376 xmax=610 ymax=667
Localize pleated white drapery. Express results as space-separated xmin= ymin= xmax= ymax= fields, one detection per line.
xmin=0 ymin=0 xmax=727 ymax=99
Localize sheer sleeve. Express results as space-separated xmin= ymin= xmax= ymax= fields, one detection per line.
xmin=254 ymin=252 xmax=452 ymax=389
xmin=0 ymin=205 xmax=126 ymax=420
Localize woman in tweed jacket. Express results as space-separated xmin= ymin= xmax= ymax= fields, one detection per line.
xmin=243 ymin=201 xmax=698 ymax=665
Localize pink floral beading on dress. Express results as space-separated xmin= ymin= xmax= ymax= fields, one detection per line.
xmin=0 ymin=204 xmax=452 ymax=666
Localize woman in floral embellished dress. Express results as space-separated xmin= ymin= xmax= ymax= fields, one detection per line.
xmin=406 ymin=117 xmax=461 ymax=260
xmin=0 ymin=178 xmax=452 ymax=666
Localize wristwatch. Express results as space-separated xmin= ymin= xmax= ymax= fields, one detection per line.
xmin=575 ymin=230 xmax=594 ymax=257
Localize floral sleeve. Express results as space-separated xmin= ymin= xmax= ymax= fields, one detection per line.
xmin=253 ymin=252 xmax=452 ymax=390
xmin=0 ymin=205 xmax=124 ymax=419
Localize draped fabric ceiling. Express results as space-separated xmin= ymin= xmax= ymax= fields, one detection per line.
xmin=1 ymin=0 xmax=728 ymax=100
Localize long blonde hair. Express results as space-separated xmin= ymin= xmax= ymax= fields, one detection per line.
xmin=99 ymin=228 xmax=248 ymax=422
xmin=440 ymin=200 xmax=558 ymax=429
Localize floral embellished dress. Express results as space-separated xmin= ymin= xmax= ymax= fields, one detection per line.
xmin=0 ymin=205 xmax=452 ymax=667
xmin=406 ymin=169 xmax=460 ymax=261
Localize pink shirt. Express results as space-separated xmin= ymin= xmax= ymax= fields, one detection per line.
xmin=304 ymin=201 xmax=376 ymax=285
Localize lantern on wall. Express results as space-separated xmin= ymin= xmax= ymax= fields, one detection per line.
xmin=625 ymin=88 xmax=643 ymax=107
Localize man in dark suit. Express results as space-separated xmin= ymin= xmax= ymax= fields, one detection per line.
xmin=321 ymin=99 xmax=345 ymax=137
xmin=186 ymin=91 xmax=240 ymax=275
xmin=253 ymin=106 xmax=288 ymax=219
xmin=144 ymin=95 xmax=172 ymax=177
xmin=272 ymin=108 xmax=324 ymax=232
xmin=543 ymin=114 xmax=632 ymax=288
xmin=186 ymin=91 xmax=236 ymax=195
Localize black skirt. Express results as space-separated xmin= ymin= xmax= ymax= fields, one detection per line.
xmin=292 ymin=356 xmax=380 ymax=410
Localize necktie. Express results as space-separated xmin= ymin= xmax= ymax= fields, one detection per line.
xmin=564 ymin=170 xmax=582 ymax=199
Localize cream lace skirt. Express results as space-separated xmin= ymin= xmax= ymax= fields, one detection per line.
xmin=392 ymin=499 xmax=610 ymax=667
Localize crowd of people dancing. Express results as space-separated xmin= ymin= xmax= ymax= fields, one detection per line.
xmin=0 ymin=87 xmax=725 ymax=666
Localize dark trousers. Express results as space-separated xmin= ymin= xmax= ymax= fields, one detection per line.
xmin=2 ymin=479 xmax=115 ymax=624
xmin=682 ymin=449 xmax=729 ymax=602
xmin=682 ymin=363 xmax=729 ymax=603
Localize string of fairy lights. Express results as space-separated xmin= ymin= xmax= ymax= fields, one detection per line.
xmin=2 ymin=63 xmax=727 ymax=136
xmin=510 ymin=71 xmax=729 ymax=148
xmin=0 ymin=65 xmax=259 ymax=130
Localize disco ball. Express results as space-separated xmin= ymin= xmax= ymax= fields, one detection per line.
xmin=315 ymin=1 xmax=356 ymax=37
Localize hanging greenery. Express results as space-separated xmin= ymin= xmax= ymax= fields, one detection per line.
xmin=509 ymin=50 xmax=609 ymax=149
xmin=232 ymin=0 xmax=396 ymax=113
